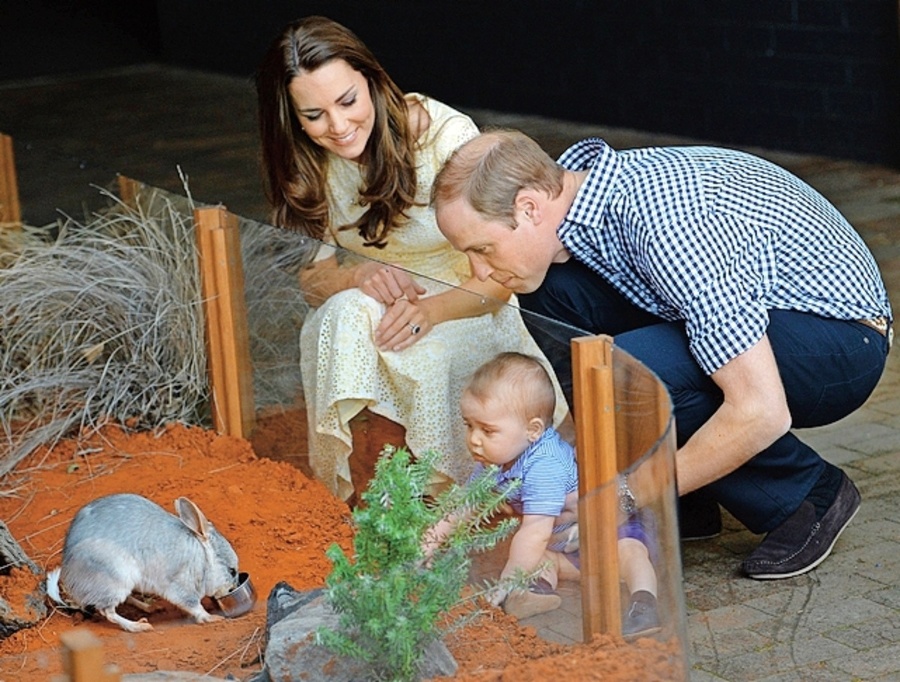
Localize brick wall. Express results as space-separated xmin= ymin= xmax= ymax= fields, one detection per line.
xmin=601 ymin=1 xmax=900 ymax=165
xmin=155 ymin=0 xmax=900 ymax=166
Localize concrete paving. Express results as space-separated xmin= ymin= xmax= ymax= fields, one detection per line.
xmin=2 ymin=65 xmax=899 ymax=680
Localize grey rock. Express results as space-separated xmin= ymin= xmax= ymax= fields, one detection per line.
xmin=264 ymin=580 xmax=324 ymax=632
xmin=257 ymin=584 xmax=457 ymax=682
xmin=123 ymin=674 xmax=231 ymax=681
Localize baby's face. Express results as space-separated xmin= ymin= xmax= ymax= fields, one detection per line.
xmin=461 ymin=393 xmax=534 ymax=468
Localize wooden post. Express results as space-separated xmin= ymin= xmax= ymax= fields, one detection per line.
xmin=194 ymin=205 xmax=256 ymax=438
xmin=0 ymin=133 xmax=22 ymax=229
xmin=572 ymin=335 xmax=621 ymax=639
xmin=116 ymin=175 xmax=142 ymax=209
xmin=53 ymin=629 xmax=121 ymax=682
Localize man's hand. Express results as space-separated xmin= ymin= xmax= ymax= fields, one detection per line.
xmin=677 ymin=333 xmax=792 ymax=494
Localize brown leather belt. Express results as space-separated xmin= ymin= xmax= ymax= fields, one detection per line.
xmin=857 ymin=316 xmax=890 ymax=336
xmin=857 ymin=316 xmax=893 ymax=350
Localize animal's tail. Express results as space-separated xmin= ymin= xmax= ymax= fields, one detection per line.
xmin=44 ymin=567 xmax=80 ymax=611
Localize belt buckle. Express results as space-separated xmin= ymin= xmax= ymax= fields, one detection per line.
xmin=871 ymin=316 xmax=888 ymax=335
xmin=859 ymin=316 xmax=892 ymax=351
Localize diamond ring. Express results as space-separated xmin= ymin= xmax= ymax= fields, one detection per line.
xmin=409 ymin=323 xmax=421 ymax=335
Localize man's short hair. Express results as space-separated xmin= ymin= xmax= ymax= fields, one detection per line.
xmin=432 ymin=129 xmax=564 ymax=227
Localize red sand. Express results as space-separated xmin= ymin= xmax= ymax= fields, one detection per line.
xmin=0 ymin=421 xmax=682 ymax=680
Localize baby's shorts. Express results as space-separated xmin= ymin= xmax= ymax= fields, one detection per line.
xmin=560 ymin=508 xmax=659 ymax=570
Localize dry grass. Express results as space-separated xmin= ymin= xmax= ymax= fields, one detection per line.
xmin=0 ymin=180 xmax=322 ymax=478
xmin=0 ymin=186 xmax=207 ymax=476
xmin=238 ymin=216 xmax=315 ymax=408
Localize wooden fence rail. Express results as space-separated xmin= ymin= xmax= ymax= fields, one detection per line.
xmin=117 ymin=175 xmax=256 ymax=439
xmin=0 ymin=132 xmax=22 ymax=229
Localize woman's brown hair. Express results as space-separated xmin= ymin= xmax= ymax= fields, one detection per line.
xmin=256 ymin=16 xmax=417 ymax=247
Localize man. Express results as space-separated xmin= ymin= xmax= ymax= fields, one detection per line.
xmin=432 ymin=129 xmax=892 ymax=579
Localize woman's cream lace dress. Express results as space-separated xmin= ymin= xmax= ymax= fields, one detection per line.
xmin=300 ymin=95 xmax=568 ymax=500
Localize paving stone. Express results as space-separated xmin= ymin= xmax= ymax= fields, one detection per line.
xmin=749 ymin=664 xmax=855 ymax=682
xmin=703 ymin=635 xmax=856 ymax=682
xmin=689 ymin=668 xmax=731 ymax=682
xmin=823 ymin=615 xmax=900 ymax=649
xmin=688 ymin=617 xmax=773 ymax=659
xmin=829 ymin=641 xmax=900 ymax=679
xmin=743 ymin=587 xmax=892 ymax=634
xmin=866 ymin=585 xmax=900 ymax=610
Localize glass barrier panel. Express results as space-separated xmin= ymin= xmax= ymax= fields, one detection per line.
xmin=0 ymin=157 xmax=689 ymax=677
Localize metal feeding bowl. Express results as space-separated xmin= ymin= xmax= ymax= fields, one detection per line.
xmin=216 ymin=572 xmax=257 ymax=618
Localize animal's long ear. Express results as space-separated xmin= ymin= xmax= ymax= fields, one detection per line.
xmin=175 ymin=497 xmax=211 ymax=541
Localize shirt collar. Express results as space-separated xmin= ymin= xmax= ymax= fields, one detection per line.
xmin=498 ymin=426 xmax=558 ymax=476
xmin=556 ymin=137 xmax=621 ymax=235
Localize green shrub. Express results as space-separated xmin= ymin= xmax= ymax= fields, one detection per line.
xmin=316 ymin=446 xmax=521 ymax=681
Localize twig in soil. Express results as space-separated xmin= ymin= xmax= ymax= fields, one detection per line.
xmin=36 ymin=608 xmax=64 ymax=645
xmin=4 ymin=491 xmax=36 ymax=526
xmin=206 ymin=462 xmax=243 ymax=476
xmin=204 ymin=626 xmax=262 ymax=676
xmin=2 ymin=647 xmax=29 ymax=673
xmin=18 ymin=516 xmax=70 ymax=550
xmin=115 ymin=449 xmax=186 ymax=470
xmin=39 ymin=547 xmax=64 ymax=572
xmin=0 ymin=485 xmax=25 ymax=499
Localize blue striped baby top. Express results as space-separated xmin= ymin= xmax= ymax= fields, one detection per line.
xmin=472 ymin=426 xmax=577 ymax=517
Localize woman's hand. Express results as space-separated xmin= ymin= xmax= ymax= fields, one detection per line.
xmin=356 ymin=262 xmax=426 ymax=306
xmin=375 ymin=298 xmax=432 ymax=351
xmin=298 ymin=257 xmax=426 ymax=309
xmin=369 ymin=269 xmax=514 ymax=351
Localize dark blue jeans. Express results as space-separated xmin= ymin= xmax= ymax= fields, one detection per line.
xmin=519 ymin=259 xmax=890 ymax=533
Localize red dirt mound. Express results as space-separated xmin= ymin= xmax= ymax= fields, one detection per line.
xmin=0 ymin=422 xmax=681 ymax=680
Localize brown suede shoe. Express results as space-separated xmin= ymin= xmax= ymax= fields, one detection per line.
xmin=741 ymin=471 xmax=860 ymax=579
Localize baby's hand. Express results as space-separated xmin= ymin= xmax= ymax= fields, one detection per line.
xmin=497 ymin=501 xmax=515 ymax=516
xmin=485 ymin=585 xmax=508 ymax=607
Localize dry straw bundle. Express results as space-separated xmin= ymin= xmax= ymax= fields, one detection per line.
xmin=238 ymin=216 xmax=313 ymax=409
xmin=0 ymin=187 xmax=207 ymax=476
xmin=0 ymin=180 xmax=318 ymax=478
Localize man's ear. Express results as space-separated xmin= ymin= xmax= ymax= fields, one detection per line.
xmin=514 ymin=189 xmax=542 ymax=225
xmin=527 ymin=416 xmax=546 ymax=442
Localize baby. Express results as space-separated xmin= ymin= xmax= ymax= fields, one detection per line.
xmin=427 ymin=351 xmax=660 ymax=638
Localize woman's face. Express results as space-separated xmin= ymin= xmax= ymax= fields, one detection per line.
xmin=289 ymin=59 xmax=376 ymax=162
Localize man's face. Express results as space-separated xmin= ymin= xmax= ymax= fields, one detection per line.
xmin=435 ymin=198 xmax=555 ymax=294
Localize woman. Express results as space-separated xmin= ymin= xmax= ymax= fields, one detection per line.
xmin=256 ymin=16 xmax=568 ymax=500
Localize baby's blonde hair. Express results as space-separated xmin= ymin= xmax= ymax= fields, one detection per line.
xmin=464 ymin=352 xmax=556 ymax=426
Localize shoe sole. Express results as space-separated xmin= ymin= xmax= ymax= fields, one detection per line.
xmin=502 ymin=593 xmax=562 ymax=619
xmin=747 ymin=504 xmax=860 ymax=580
xmin=681 ymin=531 xmax=721 ymax=542
xmin=623 ymin=625 xmax=662 ymax=642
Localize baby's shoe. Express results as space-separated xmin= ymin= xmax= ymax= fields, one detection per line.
xmin=622 ymin=591 xmax=661 ymax=640
xmin=502 ymin=578 xmax=562 ymax=620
